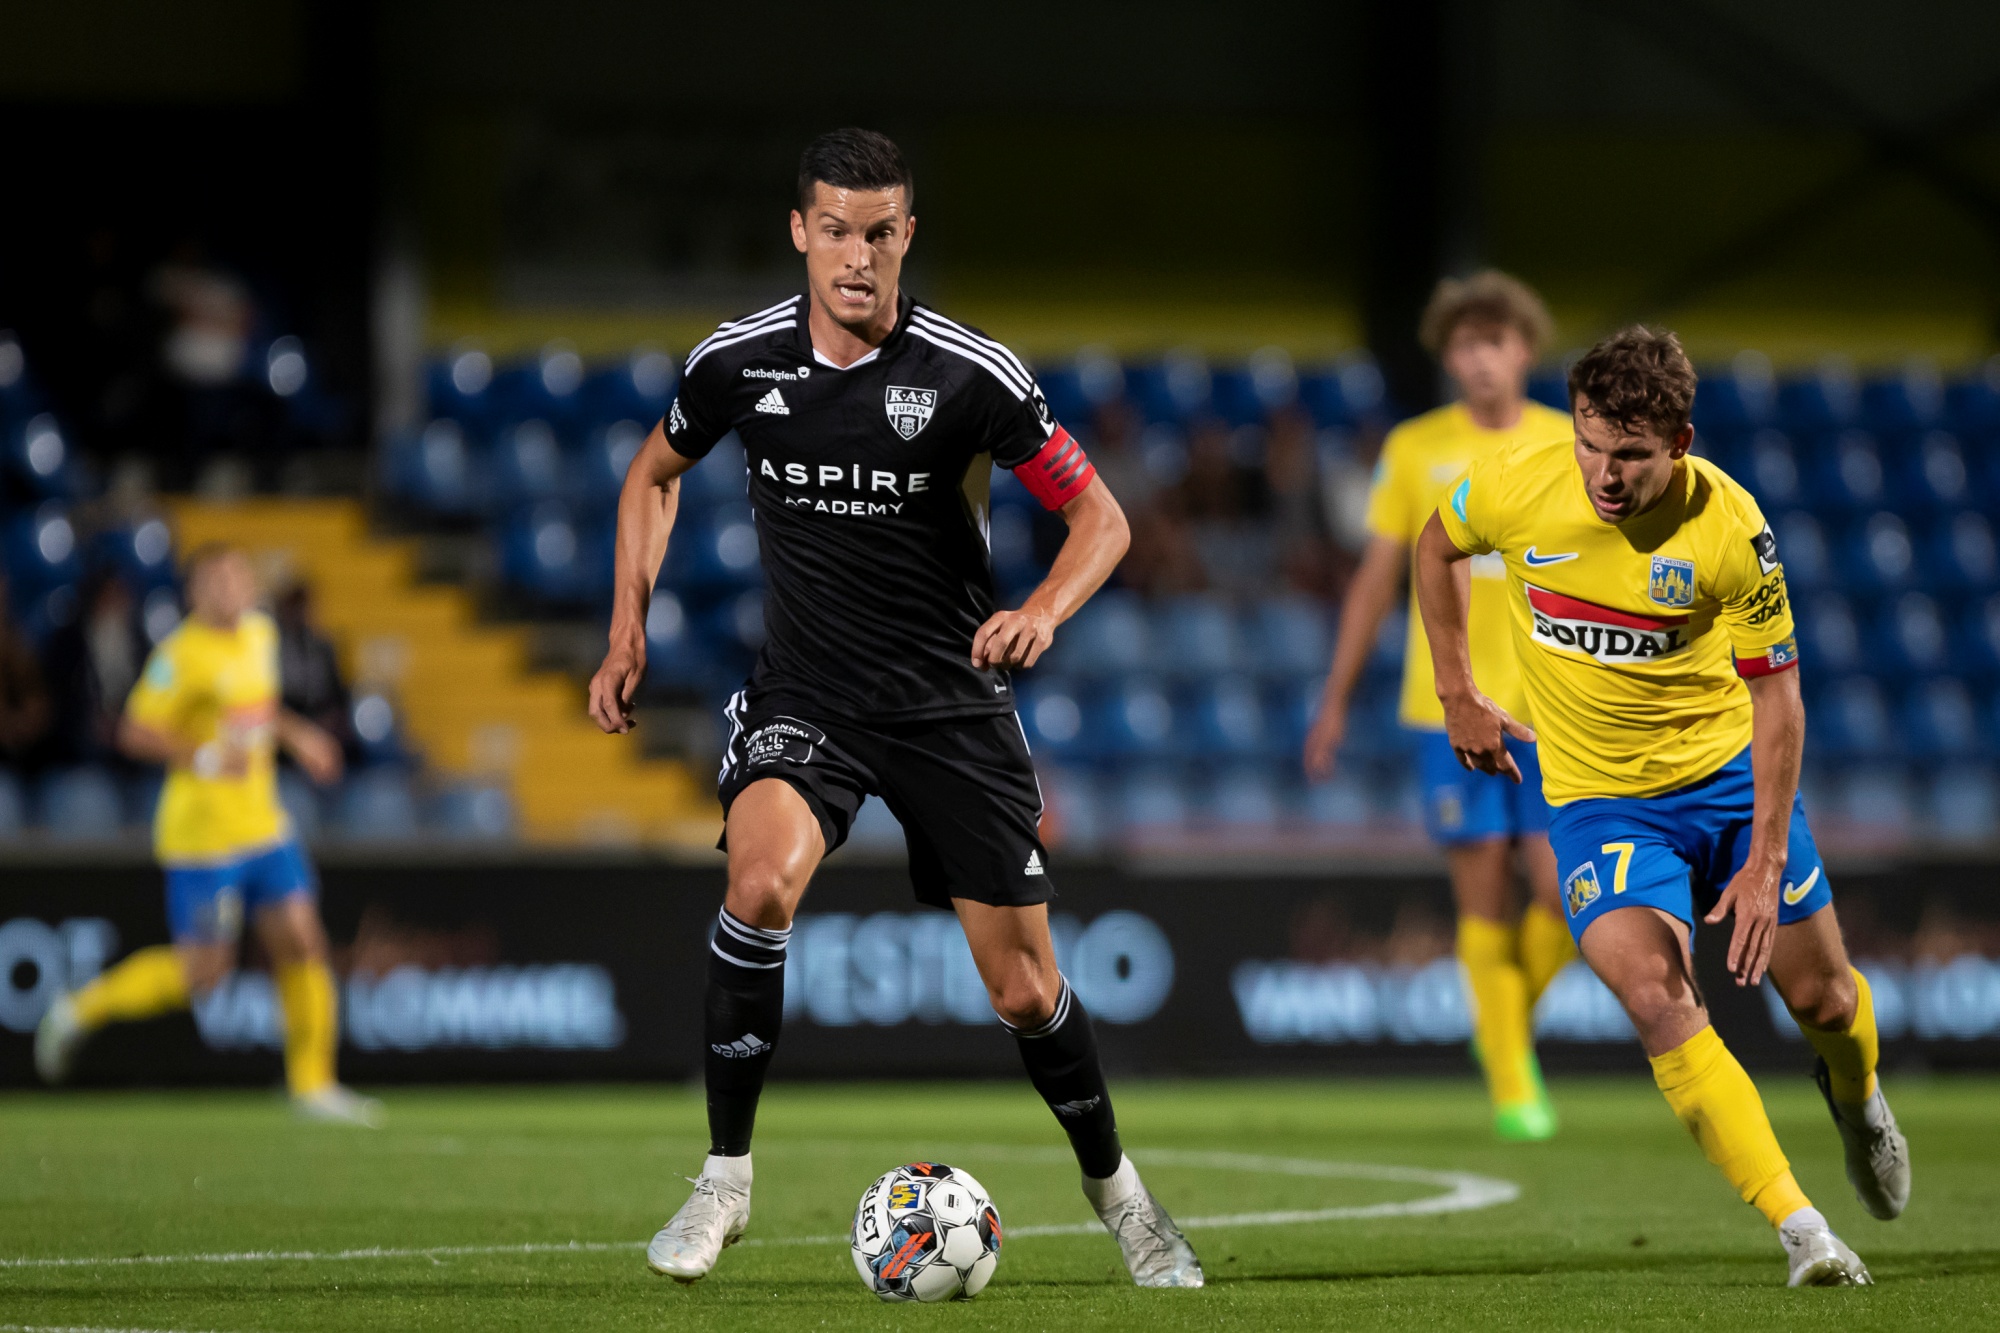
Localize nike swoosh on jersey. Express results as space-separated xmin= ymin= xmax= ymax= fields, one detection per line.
xmin=1782 ymin=866 xmax=1821 ymax=906
xmin=1523 ymin=547 xmax=1580 ymax=566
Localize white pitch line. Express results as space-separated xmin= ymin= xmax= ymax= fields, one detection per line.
xmin=0 ymin=1151 xmax=1516 ymax=1271
xmin=0 ymin=1324 xmax=234 ymax=1333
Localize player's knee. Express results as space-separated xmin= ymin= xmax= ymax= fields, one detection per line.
xmin=1617 ymin=978 xmax=1701 ymax=1042
xmin=178 ymin=948 xmax=232 ymax=996
xmin=724 ymin=863 xmax=802 ymax=932
xmin=988 ymin=971 xmax=1057 ymax=1030
xmin=1785 ymin=964 xmax=1856 ymax=1031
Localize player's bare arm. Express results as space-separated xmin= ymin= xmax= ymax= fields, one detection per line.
xmin=970 ymin=476 xmax=1129 ymax=671
xmin=115 ymin=715 xmax=242 ymax=778
xmin=589 ymin=422 xmax=699 ymax=735
xmin=1413 ymin=511 xmax=1533 ymax=781
xmin=1304 ymin=533 xmax=1405 ymax=779
xmin=1705 ymin=668 xmax=1806 ymax=987
xmin=276 ymin=709 xmax=344 ymax=785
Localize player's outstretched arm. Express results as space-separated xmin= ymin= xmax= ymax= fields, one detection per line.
xmin=971 ymin=476 xmax=1129 ymax=671
xmin=1706 ymin=668 xmax=1805 ymax=987
xmin=1304 ymin=534 xmax=1405 ymax=781
xmin=276 ymin=709 xmax=344 ymax=785
xmin=1413 ymin=512 xmax=1532 ymax=782
xmin=589 ymin=422 xmax=700 ymax=735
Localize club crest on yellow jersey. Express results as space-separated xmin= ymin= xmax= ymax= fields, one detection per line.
xmin=1565 ymin=861 xmax=1603 ymax=917
xmin=1648 ymin=556 xmax=1696 ymax=608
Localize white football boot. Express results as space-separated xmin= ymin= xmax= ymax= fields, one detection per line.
xmin=294 ymin=1085 xmax=386 ymax=1128
xmin=34 ymin=993 xmax=86 ymax=1085
xmin=1083 ymin=1155 xmax=1204 ymax=1289
xmin=1815 ymin=1058 xmax=1911 ymax=1221
xmin=1779 ymin=1207 xmax=1873 ymax=1287
xmin=648 ymin=1153 xmax=752 ymax=1283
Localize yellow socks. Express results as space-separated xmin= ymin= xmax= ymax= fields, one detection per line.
xmin=1650 ymin=1025 xmax=1811 ymax=1227
xmin=274 ymin=960 xmax=339 ymax=1098
xmin=1457 ymin=916 xmax=1536 ymax=1106
xmin=1790 ymin=967 xmax=1880 ymax=1104
xmin=1518 ymin=901 xmax=1578 ymax=1007
xmin=69 ymin=946 xmax=190 ymax=1030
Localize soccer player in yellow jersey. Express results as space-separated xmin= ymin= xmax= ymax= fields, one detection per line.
xmin=1306 ymin=272 xmax=1577 ymax=1141
xmin=1416 ymin=327 xmax=1909 ymax=1287
xmin=34 ymin=545 xmax=381 ymax=1126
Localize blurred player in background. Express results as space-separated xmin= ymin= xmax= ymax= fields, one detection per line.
xmin=1305 ymin=272 xmax=1576 ymax=1141
xmin=1417 ymin=327 xmax=1908 ymax=1286
xmin=35 ymin=545 xmax=379 ymax=1126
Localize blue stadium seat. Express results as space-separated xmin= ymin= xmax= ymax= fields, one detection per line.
xmin=487 ymin=418 xmax=567 ymax=514
xmin=1298 ymin=357 xmax=1388 ymax=428
xmin=1772 ymin=511 xmax=1830 ymax=590
xmin=695 ymin=588 xmax=768 ymax=660
xmin=1092 ymin=677 xmax=1178 ymax=760
xmin=1806 ymin=431 xmax=1887 ymax=514
xmin=1740 ymin=431 xmax=1803 ymax=509
xmin=1902 ymin=677 xmax=1981 ymax=759
xmin=664 ymin=502 xmax=761 ymax=591
xmin=676 ymin=435 xmax=751 ymax=509
xmin=1956 ymin=594 xmax=2000 ymax=677
xmin=1946 ymin=365 xmax=2000 ymax=436
xmin=7 ymin=412 xmax=86 ymax=501
xmin=1046 ymin=590 xmax=1150 ymax=677
xmin=501 ymin=503 xmax=599 ymax=605
xmin=582 ymin=349 xmax=675 ymax=427
xmin=391 ymin=419 xmax=483 ymax=516
xmin=1126 ymin=353 xmax=1210 ymax=424
xmin=1873 ymin=593 xmax=1949 ymax=676
xmin=1042 ymin=766 xmax=1107 ymax=852
xmin=1840 ymin=512 xmax=1917 ymax=592
xmin=1019 ymin=679 xmax=1089 ymax=761
xmin=641 ymin=589 xmax=718 ymax=691
xmin=0 ymin=767 xmax=25 ymax=836
xmin=38 ymin=766 xmax=124 ymax=840
xmin=277 ymin=769 xmax=322 ymax=843
xmin=433 ymin=784 xmax=517 ymax=839
xmin=1205 ymin=765 xmax=1283 ymax=828
xmin=339 ymin=768 xmax=420 ymax=840
xmin=1834 ymin=768 xmax=1917 ymax=835
xmin=1032 ymin=365 xmax=1093 ymax=427
xmin=1777 ymin=362 xmax=1861 ymax=436
xmin=494 ymin=344 xmax=587 ymax=432
xmin=1152 ymin=595 xmax=1242 ymax=678
xmin=1797 ymin=593 xmax=1863 ymax=674
xmin=1112 ymin=765 xmax=1188 ymax=832
xmin=1526 ymin=371 xmax=1569 ymax=414
xmin=1247 ymin=595 xmax=1331 ymax=681
xmin=575 ymin=419 xmax=648 ymax=507
xmin=1209 ymin=368 xmax=1266 ymax=427
xmin=1891 ymin=430 xmax=1973 ymax=511
xmin=1921 ymin=511 xmax=1999 ymax=592
xmin=5 ymin=503 xmax=81 ymax=598
xmin=1691 ymin=363 xmax=1776 ymax=434
xmin=1928 ymin=762 xmax=2000 ymax=840
xmin=987 ymin=503 xmax=1041 ymax=595
xmin=1185 ymin=675 xmax=1270 ymax=758
xmin=428 ymin=347 xmax=497 ymax=429
xmin=92 ymin=518 xmax=178 ymax=593
xmin=1808 ymin=676 xmax=1893 ymax=759
xmin=1300 ymin=772 xmax=1374 ymax=828
xmin=349 ymin=690 xmax=413 ymax=768
xmin=1862 ymin=364 xmax=1946 ymax=435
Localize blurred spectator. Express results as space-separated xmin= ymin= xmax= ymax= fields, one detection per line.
xmin=1265 ymin=406 xmax=1340 ymax=599
xmin=0 ymin=576 xmax=53 ymax=765
xmin=1178 ymin=419 xmax=1276 ymax=597
xmin=39 ymin=568 xmax=141 ymax=766
xmin=148 ymin=239 xmax=266 ymax=470
xmin=276 ymin=581 xmax=353 ymax=756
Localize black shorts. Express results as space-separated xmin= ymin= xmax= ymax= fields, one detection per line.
xmin=716 ymin=695 xmax=1054 ymax=911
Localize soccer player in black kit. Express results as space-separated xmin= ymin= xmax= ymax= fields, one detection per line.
xmin=588 ymin=129 xmax=1203 ymax=1289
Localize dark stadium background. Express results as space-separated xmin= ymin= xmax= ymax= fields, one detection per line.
xmin=3 ymin=0 xmax=2000 ymax=1084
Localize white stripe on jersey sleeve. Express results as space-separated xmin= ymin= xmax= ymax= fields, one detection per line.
xmin=684 ymin=310 xmax=799 ymax=374
xmin=908 ymin=325 xmax=1028 ymax=400
xmin=912 ymin=310 xmax=1035 ymax=389
xmin=685 ymin=297 xmax=800 ymax=367
xmin=909 ymin=314 xmax=1032 ymax=396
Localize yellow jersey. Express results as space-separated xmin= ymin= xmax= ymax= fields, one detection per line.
xmin=125 ymin=611 xmax=290 ymax=863
xmin=1436 ymin=438 xmax=1798 ymax=806
xmin=1364 ymin=400 xmax=1570 ymax=729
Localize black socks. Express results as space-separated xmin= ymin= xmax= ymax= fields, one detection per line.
xmin=1005 ymin=977 xmax=1125 ymax=1179
xmin=704 ymin=907 xmax=789 ymax=1157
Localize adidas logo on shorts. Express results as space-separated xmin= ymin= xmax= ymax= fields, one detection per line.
xmin=711 ymin=1033 xmax=772 ymax=1058
xmin=754 ymin=387 xmax=789 ymax=415
xmin=1024 ymin=849 xmax=1044 ymax=876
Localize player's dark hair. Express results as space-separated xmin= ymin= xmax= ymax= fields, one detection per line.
xmin=1567 ymin=325 xmax=1699 ymax=439
xmin=796 ymin=128 xmax=913 ymax=213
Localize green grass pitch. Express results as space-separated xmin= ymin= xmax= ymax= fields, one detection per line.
xmin=1 ymin=1076 xmax=1994 ymax=1330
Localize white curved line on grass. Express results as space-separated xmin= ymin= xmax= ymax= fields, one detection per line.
xmin=0 ymin=1150 xmax=1516 ymax=1269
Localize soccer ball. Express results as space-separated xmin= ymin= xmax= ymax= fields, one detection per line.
xmin=850 ymin=1162 xmax=1002 ymax=1302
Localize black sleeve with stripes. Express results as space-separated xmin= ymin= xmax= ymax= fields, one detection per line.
xmin=664 ymin=343 xmax=731 ymax=459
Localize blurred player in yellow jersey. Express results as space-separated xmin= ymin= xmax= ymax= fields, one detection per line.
xmin=35 ymin=545 xmax=381 ymax=1126
xmin=1418 ymin=328 xmax=1907 ymax=1286
xmin=1306 ymin=272 xmax=1576 ymax=1141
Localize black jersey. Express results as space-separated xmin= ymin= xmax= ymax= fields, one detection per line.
xmin=666 ymin=292 xmax=1068 ymax=722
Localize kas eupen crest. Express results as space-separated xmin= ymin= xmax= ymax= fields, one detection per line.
xmin=885 ymin=385 xmax=937 ymax=440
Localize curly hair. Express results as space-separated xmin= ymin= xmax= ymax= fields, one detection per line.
xmin=1566 ymin=326 xmax=1699 ymax=438
xmin=1418 ymin=270 xmax=1554 ymax=357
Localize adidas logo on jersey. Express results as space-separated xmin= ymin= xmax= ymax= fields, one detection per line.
xmin=711 ymin=1033 xmax=772 ymax=1059
xmin=1024 ymin=850 xmax=1044 ymax=876
xmin=754 ymin=387 xmax=789 ymax=415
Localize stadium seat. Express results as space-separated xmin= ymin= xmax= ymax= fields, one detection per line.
xmin=7 ymin=412 xmax=86 ymax=501
xmin=695 ymin=587 xmax=768 ymax=658
xmin=1946 ymin=363 xmax=2000 ymax=436
xmin=1041 ymin=766 xmax=1106 ymax=852
xmin=1773 ymin=511 xmax=1830 ymax=590
xmin=1740 ymin=430 xmax=1802 ymax=509
xmin=38 ymin=766 xmax=125 ymax=840
xmin=1046 ymin=590 xmax=1150 ymax=677
xmin=277 ymin=769 xmax=323 ymax=842
xmin=1921 ymin=511 xmax=1999 ymax=591
xmin=574 ymin=419 xmax=648 ymax=506
xmin=493 ymin=344 xmax=587 ymax=432
xmin=1096 ymin=677 xmax=1178 ymax=759
xmin=338 ymin=768 xmax=421 ymax=840
xmin=428 ymin=346 xmax=497 ymax=430
xmin=5 ymin=502 xmax=81 ymax=598
xmin=392 ymin=419 xmax=483 ymax=517
xmin=1205 ymin=765 xmax=1283 ymax=828
xmin=1019 ymin=679 xmax=1088 ymax=760
xmin=1810 ymin=676 xmax=1893 ymax=759
xmin=1806 ymin=431 xmax=1887 ymax=514
xmin=1928 ymin=762 xmax=2000 ymax=840
xmin=664 ymin=502 xmax=762 ymax=591
xmin=0 ymin=766 xmax=26 ymax=837
xmin=1300 ymin=772 xmax=1374 ymax=828
xmin=987 ymin=502 xmax=1040 ymax=594
xmin=1861 ymin=362 xmax=1946 ymax=435
xmin=1841 ymin=512 xmax=1918 ymax=592
xmin=433 ymin=783 xmax=518 ymax=839
xmin=1113 ymin=765 xmax=1188 ymax=831
xmin=1126 ymin=352 xmax=1210 ymax=424
xmin=1874 ymin=593 xmax=1950 ymax=676
xmin=1834 ymin=768 xmax=1917 ymax=835
xmin=1797 ymin=593 xmax=1863 ymax=674
xmin=1902 ymin=677 xmax=1981 ymax=758
xmin=1892 ymin=430 xmax=1973 ymax=511
xmin=1248 ymin=595 xmax=1332 ymax=681
xmin=349 ymin=690 xmax=413 ymax=767
xmin=1032 ymin=365 xmax=1093 ymax=427
xmin=93 ymin=517 xmax=178 ymax=593
xmin=1209 ymin=368 xmax=1267 ymax=427
xmin=1185 ymin=674 xmax=1271 ymax=758
xmin=486 ymin=419 xmax=568 ymax=515
xmin=501 ymin=504 xmax=595 ymax=605
xmin=676 ymin=434 xmax=751 ymax=509
xmin=1958 ymin=594 xmax=2000 ymax=677
xmin=582 ymin=348 xmax=675 ymax=426
xmin=1526 ymin=371 xmax=1569 ymax=414
xmin=1152 ymin=595 xmax=1242 ymax=678
xmin=1777 ymin=360 xmax=1861 ymax=435
xmin=844 ymin=795 xmax=905 ymax=852
xmin=640 ymin=588 xmax=717 ymax=691
xmin=1691 ymin=359 xmax=1776 ymax=433
xmin=1297 ymin=356 xmax=1388 ymax=429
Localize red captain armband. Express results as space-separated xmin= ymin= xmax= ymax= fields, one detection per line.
xmin=1013 ymin=427 xmax=1096 ymax=511
xmin=1735 ymin=636 xmax=1800 ymax=678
